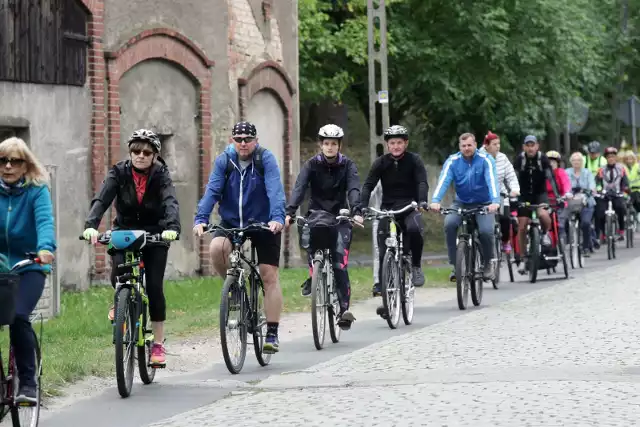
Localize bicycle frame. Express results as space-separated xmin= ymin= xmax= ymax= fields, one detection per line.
xmin=113 ymin=250 xmax=151 ymax=348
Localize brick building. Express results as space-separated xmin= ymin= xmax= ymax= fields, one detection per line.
xmin=0 ymin=0 xmax=301 ymax=299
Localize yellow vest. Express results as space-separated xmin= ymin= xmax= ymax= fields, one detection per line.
xmin=583 ymin=154 xmax=606 ymax=175
xmin=625 ymin=163 xmax=640 ymax=190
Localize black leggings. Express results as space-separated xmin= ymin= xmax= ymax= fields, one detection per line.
xmin=595 ymin=197 xmax=626 ymax=236
xmin=377 ymin=210 xmax=424 ymax=278
xmin=110 ymin=245 xmax=169 ymax=322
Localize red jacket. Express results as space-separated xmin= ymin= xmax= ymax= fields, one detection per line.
xmin=546 ymin=168 xmax=570 ymax=206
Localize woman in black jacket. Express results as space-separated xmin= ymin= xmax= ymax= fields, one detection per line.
xmin=82 ymin=129 xmax=180 ymax=367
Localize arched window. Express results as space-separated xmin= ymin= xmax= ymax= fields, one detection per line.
xmin=0 ymin=0 xmax=89 ymax=85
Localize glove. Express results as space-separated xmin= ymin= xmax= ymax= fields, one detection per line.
xmin=82 ymin=228 xmax=99 ymax=241
xmin=161 ymin=230 xmax=178 ymax=241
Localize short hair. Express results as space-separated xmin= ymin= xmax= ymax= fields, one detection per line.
xmin=569 ymin=152 xmax=584 ymax=166
xmin=459 ymin=133 xmax=475 ymax=142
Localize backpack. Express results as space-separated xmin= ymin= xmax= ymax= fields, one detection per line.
xmin=519 ymin=151 xmax=543 ymax=172
xmin=223 ymin=146 xmax=266 ymax=184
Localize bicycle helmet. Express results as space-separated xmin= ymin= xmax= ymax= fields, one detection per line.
xmin=546 ymin=150 xmax=561 ymax=161
xmin=604 ymin=146 xmax=618 ymax=156
xmin=383 ymin=125 xmax=409 ymax=141
xmin=587 ymin=140 xmax=601 ymax=154
xmin=127 ymin=129 xmax=161 ymax=153
xmin=318 ymin=124 xmax=344 ymax=140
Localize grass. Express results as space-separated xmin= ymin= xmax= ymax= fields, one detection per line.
xmin=0 ymin=265 xmax=451 ymax=396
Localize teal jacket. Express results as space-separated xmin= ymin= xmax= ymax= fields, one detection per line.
xmin=0 ymin=180 xmax=56 ymax=274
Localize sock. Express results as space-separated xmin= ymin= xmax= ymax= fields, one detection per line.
xmin=267 ymin=322 xmax=279 ymax=336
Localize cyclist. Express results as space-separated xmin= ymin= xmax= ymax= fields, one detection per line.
xmin=285 ymin=124 xmax=363 ymax=330
xmin=583 ymin=141 xmax=607 ymax=176
xmin=513 ymin=135 xmax=559 ymax=275
xmin=545 ymin=151 xmax=573 ymax=239
xmin=479 ymin=131 xmax=520 ymax=253
xmin=430 ymin=132 xmax=500 ymax=282
xmin=594 ymin=146 xmax=629 ymax=242
xmin=193 ymin=121 xmax=285 ymax=354
xmin=566 ymin=151 xmax=596 ymax=256
xmin=82 ymin=129 xmax=181 ymax=367
xmin=0 ymin=137 xmax=55 ymax=404
xmin=622 ymin=150 xmax=640 ymax=214
xmin=360 ymin=125 xmax=429 ymax=298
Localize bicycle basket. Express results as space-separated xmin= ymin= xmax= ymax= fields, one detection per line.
xmin=567 ymin=196 xmax=586 ymax=214
xmin=0 ymin=273 xmax=20 ymax=326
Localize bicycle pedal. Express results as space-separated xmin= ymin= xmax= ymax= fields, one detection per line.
xmin=148 ymin=362 xmax=166 ymax=369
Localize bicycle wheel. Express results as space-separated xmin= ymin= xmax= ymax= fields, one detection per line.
xmin=311 ymin=259 xmax=327 ymax=350
xmin=328 ymin=274 xmax=341 ymax=344
xmin=220 ymin=276 xmax=248 ymax=374
xmin=492 ymin=235 xmax=500 ymax=289
xmin=470 ymin=240 xmax=483 ymax=306
xmin=506 ymin=250 xmax=515 ymax=282
xmin=10 ymin=330 xmax=41 ymax=427
xmin=606 ymin=216 xmax=614 ymax=260
xmin=114 ymin=287 xmax=135 ymax=398
xmin=381 ymin=250 xmax=400 ymax=328
xmin=137 ymin=301 xmax=156 ymax=385
xmin=252 ymin=277 xmax=271 ymax=366
xmin=455 ymin=240 xmax=470 ymax=310
xmin=627 ymin=213 xmax=634 ymax=248
xmin=558 ymin=235 xmax=569 ymax=279
xmin=576 ymin=221 xmax=584 ymax=268
xmin=528 ymin=227 xmax=540 ymax=283
xmin=568 ymin=222 xmax=577 ymax=269
xmin=401 ymin=260 xmax=414 ymax=325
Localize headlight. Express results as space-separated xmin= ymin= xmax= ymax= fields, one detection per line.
xmin=385 ymin=237 xmax=397 ymax=248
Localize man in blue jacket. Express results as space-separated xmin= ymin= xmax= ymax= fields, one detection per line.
xmin=193 ymin=121 xmax=286 ymax=354
xmin=429 ymin=132 xmax=501 ymax=281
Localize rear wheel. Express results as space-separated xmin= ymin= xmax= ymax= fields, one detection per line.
xmin=381 ymin=250 xmax=400 ymax=329
xmin=568 ymin=222 xmax=578 ymax=269
xmin=114 ymin=287 xmax=135 ymax=398
xmin=455 ymin=240 xmax=470 ymax=310
xmin=311 ymin=259 xmax=327 ymax=349
xmin=559 ymin=235 xmax=569 ymax=279
xmin=220 ymin=276 xmax=247 ymax=374
xmin=137 ymin=302 xmax=156 ymax=385
xmin=627 ymin=212 xmax=634 ymax=248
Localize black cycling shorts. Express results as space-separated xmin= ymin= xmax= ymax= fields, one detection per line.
xmin=212 ymin=221 xmax=282 ymax=266
xmin=517 ymin=193 xmax=549 ymax=218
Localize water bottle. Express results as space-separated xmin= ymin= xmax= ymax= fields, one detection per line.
xmin=300 ymin=223 xmax=311 ymax=249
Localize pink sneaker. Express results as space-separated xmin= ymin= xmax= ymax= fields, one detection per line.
xmin=502 ymin=243 xmax=512 ymax=254
xmin=150 ymin=343 xmax=166 ymax=366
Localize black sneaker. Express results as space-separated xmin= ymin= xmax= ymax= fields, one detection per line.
xmin=301 ymin=278 xmax=312 ymax=297
xmin=15 ymin=384 xmax=37 ymax=406
xmin=449 ymin=270 xmax=456 ymax=282
xmin=263 ymin=334 xmax=279 ymax=354
xmin=372 ymin=283 xmax=381 ymax=297
xmin=337 ymin=310 xmax=355 ymax=330
xmin=412 ymin=267 xmax=425 ymax=287
xmin=375 ymin=305 xmax=388 ymax=319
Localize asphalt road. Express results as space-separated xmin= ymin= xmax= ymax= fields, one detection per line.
xmin=40 ymin=238 xmax=639 ymax=427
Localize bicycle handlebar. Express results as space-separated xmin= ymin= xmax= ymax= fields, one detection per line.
xmin=364 ymin=201 xmax=419 ymax=219
xmin=10 ymin=252 xmax=42 ymax=272
xmin=291 ymin=209 xmax=365 ymax=228
xmin=79 ymin=230 xmax=177 ymax=245
xmin=203 ymin=223 xmax=271 ymax=235
xmin=439 ymin=206 xmax=489 ymax=216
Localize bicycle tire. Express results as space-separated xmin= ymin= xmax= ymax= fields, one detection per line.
xmin=559 ymin=235 xmax=569 ymax=279
xmin=381 ymin=250 xmax=400 ymax=328
xmin=311 ymin=259 xmax=327 ymax=349
xmin=568 ymin=223 xmax=577 ymax=269
xmin=401 ymin=261 xmax=414 ymax=325
xmin=114 ymin=287 xmax=135 ymax=398
xmin=137 ymin=301 xmax=156 ymax=385
xmin=606 ymin=216 xmax=614 ymax=260
xmin=470 ymin=240 xmax=483 ymax=307
xmin=627 ymin=213 xmax=634 ymax=248
xmin=492 ymin=235 xmax=500 ymax=289
xmin=327 ymin=270 xmax=341 ymax=344
xmin=528 ymin=227 xmax=540 ymax=283
xmin=576 ymin=222 xmax=584 ymax=268
xmin=252 ymin=275 xmax=271 ymax=366
xmin=220 ymin=276 xmax=247 ymax=374
xmin=10 ymin=329 xmax=41 ymax=427
xmin=455 ymin=240 xmax=469 ymax=310
xmin=506 ymin=250 xmax=515 ymax=282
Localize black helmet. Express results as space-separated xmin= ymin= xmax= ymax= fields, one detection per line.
xmin=128 ymin=129 xmax=161 ymax=153
xmin=587 ymin=141 xmax=601 ymax=154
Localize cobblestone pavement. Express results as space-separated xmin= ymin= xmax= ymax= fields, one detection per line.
xmin=148 ymin=258 xmax=640 ymax=426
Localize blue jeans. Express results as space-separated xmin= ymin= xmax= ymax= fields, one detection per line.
xmin=444 ymin=203 xmax=495 ymax=267
xmin=10 ymin=271 xmax=46 ymax=388
xmin=579 ymin=206 xmax=595 ymax=250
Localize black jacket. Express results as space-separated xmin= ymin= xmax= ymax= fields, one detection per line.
xmin=85 ymin=158 xmax=181 ymax=234
xmin=360 ymin=152 xmax=429 ymax=210
xmin=286 ymin=153 xmax=361 ymax=217
xmin=513 ymin=151 xmax=557 ymax=198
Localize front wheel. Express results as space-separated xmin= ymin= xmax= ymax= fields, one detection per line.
xmin=401 ymin=260 xmax=414 ymax=325
xmin=10 ymin=330 xmax=41 ymax=427
xmin=114 ymin=287 xmax=135 ymax=398
xmin=455 ymin=240 xmax=470 ymax=310
xmin=559 ymin=235 xmax=569 ymax=279
xmin=251 ymin=276 xmax=271 ymax=366
xmin=568 ymin=222 xmax=578 ymax=269
xmin=311 ymin=259 xmax=327 ymax=350
xmin=220 ymin=276 xmax=248 ymax=374
xmin=381 ymin=250 xmax=400 ymax=328
xmin=470 ymin=240 xmax=483 ymax=307
xmin=528 ymin=227 xmax=540 ymax=283
xmin=492 ymin=235 xmax=501 ymax=289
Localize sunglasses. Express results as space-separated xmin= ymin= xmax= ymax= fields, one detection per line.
xmin=0 ymin=157 xmax=25 ymax=166
xmin=233 ymin=136 xmax=255 ymax=144
xmin=130 ymin=148 xmax=154 ymax=157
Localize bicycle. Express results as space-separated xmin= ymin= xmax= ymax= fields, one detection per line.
xmin=566 ymin=189 xmax=587 ymax=269
xmin=79 ymin=230 xmax=176 ymax=398
xmin=492 ymin=194 xmax=515 ymax=289
xmin=292 ymin=209 xmax=362 ymax=350
xmin=202 ymin=223 xmax=271 ymax=374
xmin=440 ymin=206 xmax=488 ymax=310
xmin=595 ymin=192 xmax=624 ymax=260
xmin=0 ymin=252 xmax=44 ymax=427
xmin=364 ymin=202 xmax=418 ymax=329
xmin=625 ymin=195 xmax=635 ymax=248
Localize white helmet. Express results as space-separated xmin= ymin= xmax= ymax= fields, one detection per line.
xmin=384 ymin=125 xmax=409 ymax=141
xmin=128 ymin=129 xmax=161 ymax=153
xmin=318 ymin=124 xmax=344 ymax=140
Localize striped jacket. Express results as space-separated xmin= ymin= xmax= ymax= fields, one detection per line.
xmin=479 ymin=148 xmax=520 ymax=196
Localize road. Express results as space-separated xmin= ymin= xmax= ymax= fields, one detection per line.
xmin=40 ymin=240 xmax=640 ymax=426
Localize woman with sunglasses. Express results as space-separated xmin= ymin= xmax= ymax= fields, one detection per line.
xmin=0 ymin=137 xmax=56 ymax=404
xmin=82 ymin=129 xmax=181 ymax=367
